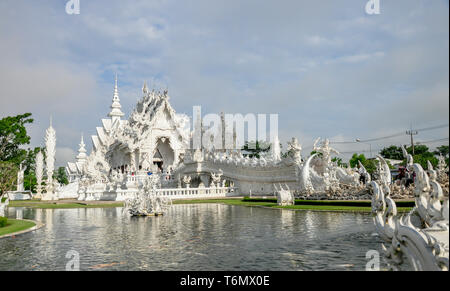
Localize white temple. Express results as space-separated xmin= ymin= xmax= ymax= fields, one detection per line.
xmin=61 ymin=76 xmax=441 ymax=202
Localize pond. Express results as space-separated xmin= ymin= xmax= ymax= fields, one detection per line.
xmin=0 ymin=204 xmax=385 ymax=271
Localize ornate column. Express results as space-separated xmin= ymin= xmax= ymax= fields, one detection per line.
xmin=35 ymin=151 xmax=44 ymax=198
xmin=130 ymin=150 xmax=136 ymax=173
xmin=42 ymin=119 xmax=58 ymax=201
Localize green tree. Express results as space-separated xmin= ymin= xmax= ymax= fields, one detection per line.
xmin=331 ymin=157 xmax=347 ymax=168
xmin=22 ymin=147 xmax=45 ymax=192
xmin=55 ymin=167 xmax=69 ymax=185
xmin=242 ymin=140 xmax=271 ymax=158
xmin=349 ymin=153 xmax=366 ymax=168
xmin=380 ymin=145 xmax=404 ymax=160
xmin=0 ymin=161 xmax=18 ymax=197
xmin=310 ymin=150 xmax=323 ymax=158
xmin=0 ymin=113 xmax=33 ymax=163
xmin=434 ymin=145 xmax=449 ymax=158
xmin=379 ymin=144 xmax=443 ymax=170
xmin=0 ymin=113 xmax=45 ymax=193
xmin=407 ymin=144 xmax=429 ymax=156
xmin=349 ymin=153 xmax=378 ymax=174
xmin=405 ymin=144 xmax=438 ymax=169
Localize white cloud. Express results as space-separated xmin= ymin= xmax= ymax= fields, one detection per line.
xmin=0 ymin=0 xmax=448 ymax=163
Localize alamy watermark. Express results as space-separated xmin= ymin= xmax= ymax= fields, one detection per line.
xmin=189 ymin=106 xmax=279 ymax=151
xmin=365 ymin=0 xmax=380 ymax=15
xmin=365 ymin=250 xmax=380 ymax=271
xmin=66 ymin=0 xmax=80 ymax=15
xmin=65 ymin=250 xmax=80 ymax=271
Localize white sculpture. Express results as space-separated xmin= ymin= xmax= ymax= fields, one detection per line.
xmin=401 ymin=145 xmax=413 ymax=169
xmin=210 ymin=169 xmax=223 ymax=187
xmin=6 ymin=161 xmax=33 ymax=201
xmin=123 ymin=175 xmax=172 ymax=216
xmin=35 ymin=151 xmax=44 ymax=199
xmin=313 ymin=137 xmax=339 ymax=165
xmin=0 ymin=197 xmax=9 ymax=217
xmin=300 ymin=154 xmax=317 ymax=194
xmin=437 ymin=155 xmax=448 ymax=173
xmin=270 ymin=136 xmax=281 ymax=162
xmin=287 ymin=137 xmax=302 ymax=164
xmin=183 ymin=175 xmax=191 ymax=188
xmin=16 ymin=162 xmax=27 ymax=192
xmin=376 ymin=155 xmax=392 ymax=186
xmin=42 ymin=119 xmax=58 ymax=201
xmin=436 ymin=155 xmax=449 ymax=193
xmin=371 ymin=152 xmax=449 ymax=271
xmin=275 ymin=184 xmax=294 ymax=206
xmin=358 ymin=160 xmax=371 ymax=184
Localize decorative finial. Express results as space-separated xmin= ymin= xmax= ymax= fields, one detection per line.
xmin=143 ymin=81 xmax=148 ymax=94
xmin=109 ymin=73 xmax=124 ymax=120
xmin=77 ymin=132 xmax=87 ymax=162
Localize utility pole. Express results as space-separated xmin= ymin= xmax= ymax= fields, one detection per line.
xmin=406 ymin=125 xmax=418 ymax=155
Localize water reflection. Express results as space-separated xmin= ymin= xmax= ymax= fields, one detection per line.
xmin=1 ymin=204 xmax=384 ymax=271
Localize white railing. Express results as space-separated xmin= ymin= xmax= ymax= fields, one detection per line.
xmin=126 ymin=173 xmax=175 ymax=184
xmin=82 ymin=184 xmax=239 ymax=201
xmin=153 ymin=186 xmax=237 ymax=199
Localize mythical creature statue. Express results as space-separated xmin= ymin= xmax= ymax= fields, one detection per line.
xmin=210 ymin=169 xmax=223 ymax=187
xmin=274 ymin=184 xmax=294 ymax=206
xmin=123 ymin=176 xmax=172 ymax=216
xmin=300 ymin=154 xmax=317 ymax=195
xmin=358 ymin=160 xmax=371 ymax=184
xmin=376 ymin=155 xmax=392 ymax=186
xmin=287 ymin=137 xmax=302 ymax=164
xmin=313 ymin=137 xmax=339 ymax=165
xmin=371 ymin=153 xmax=449 ymax=271
xmin=334 ymin=167 xmax=360 ymax=188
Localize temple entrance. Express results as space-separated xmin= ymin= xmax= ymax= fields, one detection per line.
xmin=153 ymin=138 xmax=174 ymax=173
xmin=153 ymin=148 xmax=163 ymax=171
xmin=153 ymin=161 xmax=163 ymax=171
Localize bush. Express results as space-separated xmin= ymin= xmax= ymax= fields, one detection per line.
xmin=0 ymin=216 xmax=7 ymax=227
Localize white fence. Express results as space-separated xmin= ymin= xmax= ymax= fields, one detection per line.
xmin=82 ymin=186 xmax=239 ymax=201
xmin=153 ymin=186 xmax=238 ymax=199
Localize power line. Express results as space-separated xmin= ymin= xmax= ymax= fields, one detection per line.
xmin=329 ymin=123 xmax=449 ymax=144
xmin=415 ymin=124 xmax=449 ymax=132
xmin=416 ymin=137 xmax=449 ymax=145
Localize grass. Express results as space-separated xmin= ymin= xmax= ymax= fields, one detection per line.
xmin=0 ymin=219 xmax=36 ymax=237
xmin=7 ymin=197 xmax=414 ymax=213
xmin=174 ymin=197 xmax=414 ymax=212
xmin=9 ymin=200 xmax=124 ymax=209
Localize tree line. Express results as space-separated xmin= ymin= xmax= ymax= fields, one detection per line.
xmin=0 ymin=113 xmax=68 ymax=196
xmin=349 ymin=144 xmax=448 ymax=175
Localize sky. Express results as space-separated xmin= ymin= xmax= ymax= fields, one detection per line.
xmin=0 ymin=0 xmax=448 ymax=167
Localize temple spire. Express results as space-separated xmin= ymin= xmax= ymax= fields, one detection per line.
xmin=76 ymin=133 xmax=87 ymax=163
xmin=108 ymin=73 xmax=125 ymax=123
xmin=142 ymin=81 xmax=148 ymax=94
xmin=113 ymin=73 xmax=119 ymax=101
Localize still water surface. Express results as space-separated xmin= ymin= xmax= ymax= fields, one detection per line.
xmin=0 ymin=204 xmax=384 ymax=270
